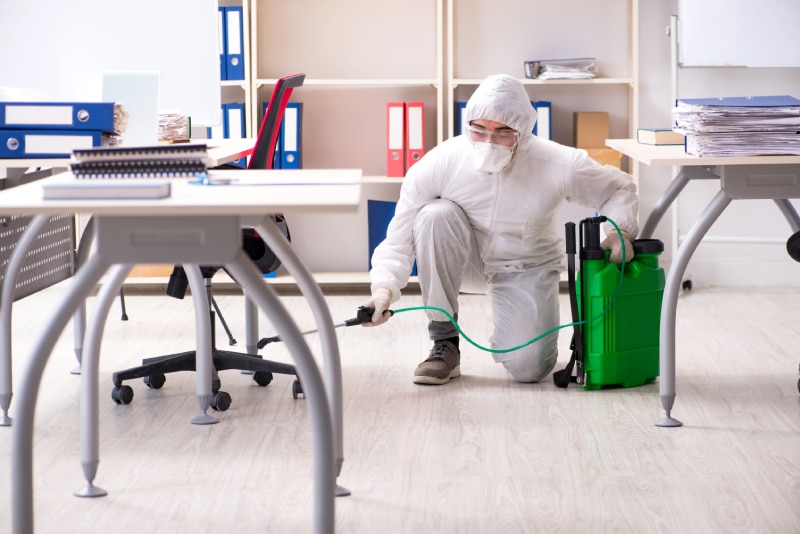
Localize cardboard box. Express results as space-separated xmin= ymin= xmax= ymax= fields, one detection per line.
xmin=574 ymin=111 xmax=610 ymax=148
xmin=585 ymin=148 xmax=622 ymax=169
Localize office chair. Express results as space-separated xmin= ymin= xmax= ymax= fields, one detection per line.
xmin=111 ymin=73 xmax=307 ymax=411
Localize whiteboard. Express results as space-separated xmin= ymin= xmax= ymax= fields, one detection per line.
xmin=0 ymin=0 xmax=221 ymax=124
xmin=678 ymin=0 xmax=800 ymax=67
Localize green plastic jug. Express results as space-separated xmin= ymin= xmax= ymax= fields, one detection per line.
xmin=576 ymin=226 xmax=665 ymax=389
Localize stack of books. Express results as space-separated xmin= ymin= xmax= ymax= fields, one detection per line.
xmin=672 ymin=95 xmax=800 ymax=156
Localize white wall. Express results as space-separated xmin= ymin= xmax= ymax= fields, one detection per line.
xmin=638 ymin=1 xmax=800 ymax=287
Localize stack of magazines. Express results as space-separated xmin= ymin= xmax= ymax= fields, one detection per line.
xmin=69 ymin=143 xmax=211 ymax=179
xmin=524 ymin=58 xmax=597 ymax=80
xmin=672 ymin=96 xmax=800 ymax=157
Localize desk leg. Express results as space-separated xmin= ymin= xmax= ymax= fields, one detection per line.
xmin=640 ymin=169 xmax=691 ymax=239
xmin=225 ymin=251 xmax=335 ymax=534
xmin=244 ymin=296 xmax=258 ymax=355
xmin=12 ymin=254 xmax=110 ymax=534
xmin=70 ymin=217 xmax=96 ymax=374
xmin=184 ymin=264 xmax=218 ymax=425
xmin=774 ymin=199 xmax=800 ymax=233
xmin=75 ymin=263 xmax=133 ymax=498
xmin=657 ymin=189 xmax=732 ymax=427
xmin=255 ymin=219 xmax=349 ymax=497
xmin=0 ymin=214 xmax=50 ymax=427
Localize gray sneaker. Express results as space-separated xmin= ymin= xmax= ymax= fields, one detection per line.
xmin=413 ymin=340 xmax=461 ymax=385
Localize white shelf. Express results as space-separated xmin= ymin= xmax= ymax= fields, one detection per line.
xmin=454 ymin=77 xmax=635 ymax=87
xmin=255 ymin=78 xmax=439 ymax=87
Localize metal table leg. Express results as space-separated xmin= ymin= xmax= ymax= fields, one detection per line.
xmin=657 ymin=189 xmax=732 ymax=427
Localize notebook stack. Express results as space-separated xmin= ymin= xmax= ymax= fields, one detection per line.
xmin=672 ymin=95 xmax=800 ymax=157
xmin=69 ymin=143 xmax=210 ymax=178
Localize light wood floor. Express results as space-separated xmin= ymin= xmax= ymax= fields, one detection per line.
xmin=1 ymin=283 xmax=799 ymax=533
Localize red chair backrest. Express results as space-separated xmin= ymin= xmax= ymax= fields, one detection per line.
xmin=248 ymin=73 xmax=305 ymax=170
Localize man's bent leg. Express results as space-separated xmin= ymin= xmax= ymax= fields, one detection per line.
xmin=488 ymin=268 xmax=561 ymax=383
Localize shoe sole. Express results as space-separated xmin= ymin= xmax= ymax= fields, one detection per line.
xmin=413 ymin=366 xmax=461 ymax=385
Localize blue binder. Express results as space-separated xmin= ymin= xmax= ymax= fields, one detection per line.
xmin=367 ymin=199 xmax=417 ymax=276
xmin=677 ymin=95 xmax=800 ymax=108
xmin=280 ymin=102 xmax=302 ymax=169
xmin=224 ymin=6 xmax=245 ymax=80
xmin=223 ymin=102 xmax=246 ymax=168
xmin=455 ymin=101 xmax=467 ymax=136
xmin=0 ymin=102 xmax=115 ymax=132
xmin=532 ymin=101 xmax=552 ymax=139
xmin=0 ymin=128 xmax=102 ymax=158
xmin=218 ymin=6 xmax=227 ymax=80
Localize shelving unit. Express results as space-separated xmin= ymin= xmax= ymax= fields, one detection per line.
xmin=197 ymin=0 xmax=640 ymax=280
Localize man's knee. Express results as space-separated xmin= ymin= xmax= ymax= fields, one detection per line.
xmin=414 ymin=199 xmax=467 ymax=235
xmin=502 ymin=351 xmax=557 ymax=383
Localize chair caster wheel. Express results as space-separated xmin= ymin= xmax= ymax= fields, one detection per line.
xmin=112 ymin=385 xmax=134 ymax=405
xmin=211 ymin=391 xmax=232 ymax=411
xmin=144 ymin=374 xmax=166 ymax=389
xmin=682 ymin=279 xmax=692 ymax=291
xmin=212 ymin=378 xmax=222 ymax=394
xmin=253 ymin=371 xmax=273 ymax=387
xmin=292 ymin=379 xmax=303 ymax=399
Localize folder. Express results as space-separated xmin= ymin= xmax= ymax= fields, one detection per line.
xmin=386 ymin=102 xmax=406 ymax=177
xmin=224 ymin=102 xmax=245 ymax=139
xmin=217 ymin=6 xmax=227 ymax=80
xmin=533 ymin=101 xmax=552 ymax=140
xmin=224 ymin=6 xmax=245 ymax=80
xmin=223 ymin=102 xmax=246 ymax=167
xmin=676 ymin=95 xmax=800 ymax=108
xmin=368 ymin=199 xmax=417 ymax=276
xmin=405 ymin=102 xmax=424 ymax=170
xmin=207 ymin=105 xmax=225 ymax=140
xmin=0 ymin=102 xmax=115 ymax=132
xmin=280 ymin=102 xmax=302 ymax=169
xmin=0 ymin=129 xmax=102 ymax=158
xmin=454 ymin=101 xmax=467 ymax=136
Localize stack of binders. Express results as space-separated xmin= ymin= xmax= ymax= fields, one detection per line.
xmin=672 ymin=95 xmax=800 ymax=157
xmin=0 ymin=102 xmax=117 ymax=158
xmin=385 ymin=101 xmax=424 ymax=177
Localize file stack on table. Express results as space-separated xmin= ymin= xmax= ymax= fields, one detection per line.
xmin=0 ymin=102 xmax=121 ymax=158
xmin=672 ymin=95 xmax=800 ymax=157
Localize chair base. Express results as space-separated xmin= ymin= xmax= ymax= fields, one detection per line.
xmin=112 ymin=349 xmax=297 ymax=393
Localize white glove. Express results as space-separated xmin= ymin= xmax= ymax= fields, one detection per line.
xmin=361 ymin=287 xmax=394 ymax=327
xmin=600 ymin=229 xmax=634 ymax=264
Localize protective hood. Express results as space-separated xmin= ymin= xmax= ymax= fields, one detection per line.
xmin=464 ymin=74 xmax=537 ymax=135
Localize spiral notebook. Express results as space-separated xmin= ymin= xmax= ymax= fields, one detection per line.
xmin=69 ymin=143 xmax=210 ymax=178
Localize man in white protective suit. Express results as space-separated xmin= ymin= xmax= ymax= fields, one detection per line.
xmin=362 ymin=74 xmax=639 ymax=385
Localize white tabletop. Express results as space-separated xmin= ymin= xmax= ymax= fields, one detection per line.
xmin=606 ymin=138 xmax=800 ymax=167
xmin=0 ymin=168 xmax=362 ymax=216
xmin=0 ymin=138 xmax=256 ymax=170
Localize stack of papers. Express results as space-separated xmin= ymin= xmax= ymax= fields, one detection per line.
xmin=672 ymin=95 xmax=800 ymax=156
xmin=524 ymin=58 xmax=597 ymax=80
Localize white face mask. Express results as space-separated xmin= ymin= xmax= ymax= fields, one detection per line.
xmin=472 ymin=142 xmax=514 ymax=173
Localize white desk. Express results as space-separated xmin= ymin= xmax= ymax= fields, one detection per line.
xmin=0 ymin=138 xmax=258 ymax=425
xmin=606 ymin=139 xmax=800 ymax=427
xmin=0 ymin=169 xmax=361 ymax=534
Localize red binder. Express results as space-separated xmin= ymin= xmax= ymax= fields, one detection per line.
xmin=386 ymin=102 xmax=406 ymax=177
xmin=405 ymin=101 xmax=424 ymax=170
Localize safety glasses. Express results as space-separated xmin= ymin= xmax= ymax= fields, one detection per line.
xmin=465 ymin=125 xmax=520 ymax=147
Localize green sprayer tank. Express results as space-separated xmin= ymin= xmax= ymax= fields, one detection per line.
xmin=575 ymin=218 xmax=665 ymax=390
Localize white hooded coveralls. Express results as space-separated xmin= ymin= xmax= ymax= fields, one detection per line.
xmin=370 ymin=74 xmax=639 ymax=382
